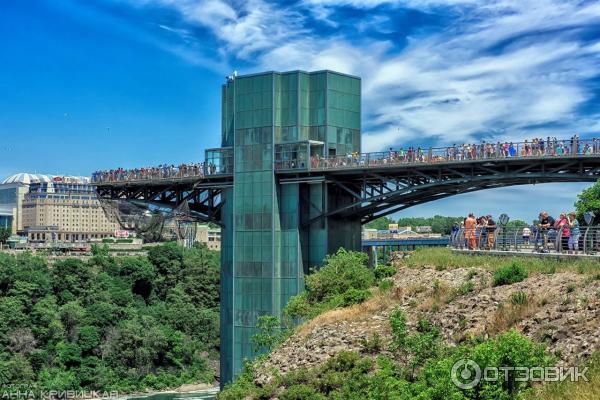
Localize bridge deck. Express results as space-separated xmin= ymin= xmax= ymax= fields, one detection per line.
xmin=93 ymin=153 xmax=600 ymax=186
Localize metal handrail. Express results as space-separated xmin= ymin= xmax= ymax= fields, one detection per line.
xmin=92 ymin=137 xmax=600 ymax=183
xmin=451 ymin=225 xmax=600 ymax=255
xmin=92 ymin=167 xmax=205 ymax=184
xmin=307 ymin=138 xmax=600 ymax=171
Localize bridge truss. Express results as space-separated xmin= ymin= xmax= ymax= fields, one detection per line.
xmin=309 ymin=155 xmax=600 ymax=224
xmin=94 ymin=155 xmax=600 ymax=227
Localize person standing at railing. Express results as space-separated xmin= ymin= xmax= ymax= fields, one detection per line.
xmin=486 ymin=215 xmax=496 ymax=250
xmin=555 ymin=213 xmax=571 ymax=252
xmin=538 ymin=211 xmax=555 ymax=252
xmin=476 ymin=215 xmax=486 ymax=248
xmin=567 ymin=211 xmax=580 ymax=254
xmin=522 ymin=226 xmax=531 ymax=246
xmin=465 ymin=213 xmax=477 ymax=250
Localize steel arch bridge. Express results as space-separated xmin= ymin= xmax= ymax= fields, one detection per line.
xmin=94 ymin=138 xmax=600 ymax=387
xmin=95 ymin=153 xmax=600 ymax=225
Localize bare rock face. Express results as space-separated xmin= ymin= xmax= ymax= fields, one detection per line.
xmin=255 ymin=266 xmax=600 ymax=385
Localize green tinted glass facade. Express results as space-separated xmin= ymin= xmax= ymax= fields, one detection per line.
xmin=220 ymin=71 xmax=362 ymax=385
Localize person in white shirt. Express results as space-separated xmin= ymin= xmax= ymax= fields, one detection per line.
xmin=522 ymin=226 xmax=531 ymax=246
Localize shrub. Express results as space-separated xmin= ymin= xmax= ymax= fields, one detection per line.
xmin=340 ymin=288 xmax=371 ymax=307
xmin=374 ymin=264 xmax=396 ymax=281
xmin=389 ymin=307 xmax=408 ymax=350
xmin=284 ymin=293 xmax=312 ymax=319
xmin=510 ymin=290 xmax=528 ymax=305
xmin=280 ymin=384 xmax=326 ymax=400
xmin=360 ymin=333 xmax=382 ymax=354
xmin=251 ymin=315 xmax=284 ymax=353
xmin=305 ymin=249 xmax=373 ymax=303
xmin=378 ymin=278 xmax=394 ymax=292
xmin=284 ymin=249 xmax=375 ymax=319
xmin=457 ymin=280 xmax=474 ymax=295
xmin=492 ymin=262 xmax=528 ymax=286
xmin=324 ymin=351 xmax=361 ymax=372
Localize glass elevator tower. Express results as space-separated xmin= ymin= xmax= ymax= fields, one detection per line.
xmin=217 ymin=70 xmax=362 ymax=384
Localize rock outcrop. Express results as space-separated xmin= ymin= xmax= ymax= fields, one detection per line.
xmin=256 ymin=266 xmax=600 ymax=384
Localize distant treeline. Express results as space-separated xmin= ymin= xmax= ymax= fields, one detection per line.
xmin=365 ymin=215 xmax=529 ymax=234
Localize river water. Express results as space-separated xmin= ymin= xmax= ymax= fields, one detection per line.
xmin=122 ymin=389 xmax=218 ymax=400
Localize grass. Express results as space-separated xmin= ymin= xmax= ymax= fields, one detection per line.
xmin=527 ymin=352 xmax=600 ymax=400
xmin=295 ymin=285 xmax=400 ymax=338
xmin=401 ymin=247 xmax=600 ymax=275
xmin=487 ymin=293 xmax=540 ymax=335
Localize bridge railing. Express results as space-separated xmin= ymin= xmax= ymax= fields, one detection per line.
xmin=305 ymin=138 xmax=600 ymax=171
xmin=450 ymin=225 xmax=600 ymax=255
xmin=92 ymin=165 xmax=205 ymax=184
xmin=92 ymin=137 xmax=600 ymax=184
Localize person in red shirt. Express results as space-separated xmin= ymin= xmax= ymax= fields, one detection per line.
xmin=554 ymin=212 xmax=571 ymax=252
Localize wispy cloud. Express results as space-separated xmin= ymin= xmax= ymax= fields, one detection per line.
xmin=117 ymin=0 xmax=600 ymax=152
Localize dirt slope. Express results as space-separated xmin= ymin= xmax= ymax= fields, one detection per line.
xmin=257 ymin=266 xmax=600 ymax=383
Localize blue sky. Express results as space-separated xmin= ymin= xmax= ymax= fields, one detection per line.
xmin=1 ymin=0 xmax=600 ymax=220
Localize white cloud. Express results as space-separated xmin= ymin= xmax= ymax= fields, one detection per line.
xmin=129 ymin=0 xmax=305 ymax=61
xmin=122 ymin=0 xmax=600 ymax=151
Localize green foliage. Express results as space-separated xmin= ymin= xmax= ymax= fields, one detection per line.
xmin=306 ymin=249 xmax=372 ymax=303
xmin=220 ymin=329 xmax=553 ymax=400
xmin=364 ymin=216 xmax=395 ymax=230
xmin=493 ymin=262 xmax=529 ymax=286
xmin=0 ymin=243 xmax=220 ymax=393
xmin=280 ymin=384 xmax=326 ymax=400
xmin=374 ymin=264 xmax=396 ymax=281
xmin=284 ymin=249 xmax=374 ymax=320
xmin=251 ymin=316 xmax=285 ymax=353
xmin=0 ymin=227 xmax=11 ymax=243
xmin=457 ymin=281 xmax=475 ymax=295
xmin=367 ymin=215 xmax=466 ymax=234
xmin=574 ymin=179 xmax=600 ymax=223
xmin=378 ymin=278 xmax=394 ymax=292
xmin=403 ymin=247 xmax=600 ymax=276
xmin=283 ymin=293 xmax=312 ymax=320
xmin=510 ymin=291 xmax=528 ymax=305
xmin=506 ymin=220 xmax=528 ymax=229
xmin=340 ymin=288 xmax=371 ymax=307
xmin=390 ymin=307 xmax=409 ymax=350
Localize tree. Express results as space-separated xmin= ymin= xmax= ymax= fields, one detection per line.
xmin=306 ymin=248 xmax=372 ymax=303
xmin=506 ymin=219 xmax=528 ymax=228
xmin=0 ymin=227 xmax=10 ymax=244
xmin=575 ymin=180 xmax=600 ymax=223
xmin=364 ymin=216 xmax=395 ymax=230
xmin=251 ymin=315 xmax=282 ymax=353
xmin=0 ymin=244 xmax=221 ymax=393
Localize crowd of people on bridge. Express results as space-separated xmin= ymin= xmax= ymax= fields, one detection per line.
xmin=309 ymin=135 xmax=600 ymax=169
xmin=93 ymin=135 xmax=600 ymax=183
xmin=92 ymin=163 xmax=206 ymax=183
xmin=457 ymin=210 xmax=583 ymax=253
